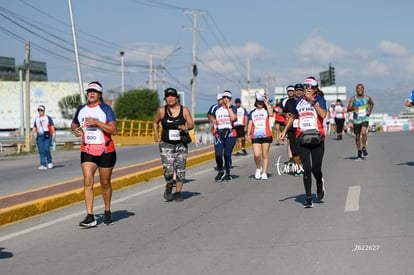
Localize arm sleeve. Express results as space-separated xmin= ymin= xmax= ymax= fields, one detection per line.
xmin=48 ymin=116 xmax=55 ymax=126
xmin=316 ymin=96 xmax=327 ymax=110
xmin=72 ymin=106 xmax=82 ymax=124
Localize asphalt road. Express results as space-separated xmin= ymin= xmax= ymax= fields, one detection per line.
xmin=1 ymin=131 xmax=413 ymax=274
xmin=0 ymin=143 xmax=202 ymax=197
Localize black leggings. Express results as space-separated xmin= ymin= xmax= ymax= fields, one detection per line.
xmin=335 ymin=118 xmax=345 ymax=134
xmin=298 ymin=141 xmax=324 ymax=197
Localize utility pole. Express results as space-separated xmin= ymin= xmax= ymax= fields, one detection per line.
xmin=19 ymin=68 xmax=24 ymax=136
xmin=149 ymin=54 xmax=153 ymax=90
xmin=184 ymin=9 xmax=207 ymax=116
xmin=120 ymin=51 xmax=125 ymax=95
xmin=24 ymin=41 xmax=31 ymax=152
xmin=247 ymin=56 xmax=251 ymax=91
xmin=68 ymin=0 xmax=85 ymax=104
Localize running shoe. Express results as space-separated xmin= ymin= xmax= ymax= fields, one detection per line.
xmin=303 ymin=197 xmax=314 ymax=208
xmin=215 ymin=171 xmax=225 ymax=182
xmin=79 ymin=214 xmax=97 ymax=227
xmin=47 ymin=163 xmax=54 ymax=169
xmin=225 ymin=174 xmax=232 ymax=181
xmin=261 ymin=173 xmax=268 ymax=180
xmin=317 ymin=178 xmax=326 ymax=201
xmin=164 ymin=183 xmax=174 ymax=201
xmin=357 ymin=150 xmax=363 ymax=160
xmin=242 ymin=148 xmax=247 ymax=155
xmin=294 ymin=172 xmax=303 ymax=177
xmin=38 ymin=165 xmax=47 ymax=170
xmin=174 ymin=192 xmax=184 ymax=202
xmin=104 ymin=210 xmax=113 ymax=225
xmin=362 ymin=147 xmax=368 ymax=158
xmin=255 ymin=168 xmax=262 ymax=180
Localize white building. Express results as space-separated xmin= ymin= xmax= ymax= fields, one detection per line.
xmin=0 ymin=81 xmax=82 ymax=130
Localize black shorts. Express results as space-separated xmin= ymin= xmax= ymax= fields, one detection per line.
xmin=81 ymin=151 xmax=117 ymax=168
xmin=287 ymin=129 xmax=299 ymax=155
xmin=252 ymin=136 xmax=273 ymax=144
xmin=275 ymin=121 xmax=285 ymax=126
xmin=353 ymin=121 xmax=369 ymax=135
xmin=234 ymin=125 xmax=246 ymax=138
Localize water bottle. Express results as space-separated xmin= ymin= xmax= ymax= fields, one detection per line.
xmin=52 ymin=141 xmax=56 ymax=151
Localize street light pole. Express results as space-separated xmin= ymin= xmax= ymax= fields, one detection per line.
xmin=68 ymin=0 xmax=85 ymax=104
xmin=120 ymin=51 xmax=125 ymax=95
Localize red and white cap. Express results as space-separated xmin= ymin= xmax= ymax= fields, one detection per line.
xmin=86 ymin=82 xmax=103 ymax=93
xmin=303 ymin=77 xmax=318 ymax=87
xmin=222 ymin=90 xmax=232 ymax=98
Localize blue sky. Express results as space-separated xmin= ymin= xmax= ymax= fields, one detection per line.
xmin=1 ymin=0 xmax=413 ymax=115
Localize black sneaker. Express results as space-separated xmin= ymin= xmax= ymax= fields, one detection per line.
xmin=225 ymin=174 xmax=232 ymax=181
xmin=104 ymin=210 xmax=113 ymax=225
xmin=357 ymin=150 xmax=363 ymax=160
xmin=242 ymin=149 xmax=247 ymax=155
xmin=317 ymin=178 xmax=326 ymax=201
xmin=215 ymin=171 xmax=225 ymax=182
xmin=164 ymin=183 xmax=174 ymax=201
xmin=303 ymin=197 xmax=314 ymax=208
xmin=174 ymin=192 xmax=184 ymax=202
xmin=79 ymin=214 xmax=97 ymax=228
xmin=362 ymin=147 xmax=368 ymax=158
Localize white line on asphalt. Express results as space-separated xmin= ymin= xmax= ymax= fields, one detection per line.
xmin=344 ymin=186 xmax=361 ymax=212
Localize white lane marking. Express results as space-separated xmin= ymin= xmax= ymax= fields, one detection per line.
xmin=0 ymin=159 xmax=226 ymax=242
xmin=344 ymin=186 xmax=361 ymax=212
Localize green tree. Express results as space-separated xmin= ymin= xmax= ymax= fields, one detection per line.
xmin=58 ymin=93 xmax=85 ymax=120
xmin=114 ymin=89 xmax=159 ymax=120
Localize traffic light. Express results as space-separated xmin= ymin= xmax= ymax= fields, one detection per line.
xmin=329 ymin=66 xmax=335 ymax=85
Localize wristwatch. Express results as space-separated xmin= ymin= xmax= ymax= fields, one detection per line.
xmin=311 ymin=100 xmax=317 ymax=106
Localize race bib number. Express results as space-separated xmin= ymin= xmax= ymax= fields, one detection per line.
xmin=357 ymin=108 xmax=366 ymax=118
xmin=299 ymin=116 xmax=317 ymax=130
xmin=84 ymin=128 xmax=105 ymax=144
xmin=217 ymin=122 xmax=231 ymax=130
xmin=169 ymin=129 xmax=180 ymax=141
xmin=293 ymin=119 xmax=299 ymax=128
xmin=255 ymin=120 xmax=265 ymax=130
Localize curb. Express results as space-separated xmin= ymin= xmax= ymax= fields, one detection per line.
xmin=0 ymin=150 xmax=215 ymax=227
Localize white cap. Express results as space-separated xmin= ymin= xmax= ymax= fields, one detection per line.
xmin=256 ymin=92 xmax=265 ymax=101
xmin=86 ymin=82 xmax=103 ymax=93
xmin=222 ymin=90 xmax=232 ymax=98
xmin=217 ymin=93 xmax=223 ymax=100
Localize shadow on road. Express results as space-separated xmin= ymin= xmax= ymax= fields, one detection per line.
xmin=279 ymin=193 xmax=325 ymax=206
xmin=0 ymin=247 xmax=13 ymax=259
xmin=396 ymin=161 xmax=414 ymax=167
xmin=96 ymin=210 xmax=135 ymax=225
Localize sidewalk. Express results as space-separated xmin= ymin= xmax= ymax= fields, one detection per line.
xmin=0 ymin=145 xmax=216 ymax=226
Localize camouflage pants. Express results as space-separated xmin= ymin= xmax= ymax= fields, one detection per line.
xmin=159 ymin=141 xmax=188 ymax=183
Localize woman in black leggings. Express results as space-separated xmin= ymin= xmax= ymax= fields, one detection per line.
xmin=281 ymin=77 xmax=327 ymax=208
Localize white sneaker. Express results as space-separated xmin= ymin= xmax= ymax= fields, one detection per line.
xmin=38 ymin=166 xmax=47 ymax=170
xmin=255 ymin=168 xmax=262 ymax=180
xmin=47 ymin=163 xmax=54 ymax=169
xmin=261 ymin=173 xmax=268 ymax=180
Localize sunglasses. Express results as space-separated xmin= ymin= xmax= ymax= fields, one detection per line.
xmin=303 ymin=84 xmax=317 ymax=89
xmin=37 ymin=109 xmax=44 ymax=112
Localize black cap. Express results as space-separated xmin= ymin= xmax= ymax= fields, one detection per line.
xmin=294 ymin=83 xmax=304 ymax=91
xmin=164 ymin=87 xmax=178 ymax=98
xmin=235 ymin=98 xmax=241 ymax=104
